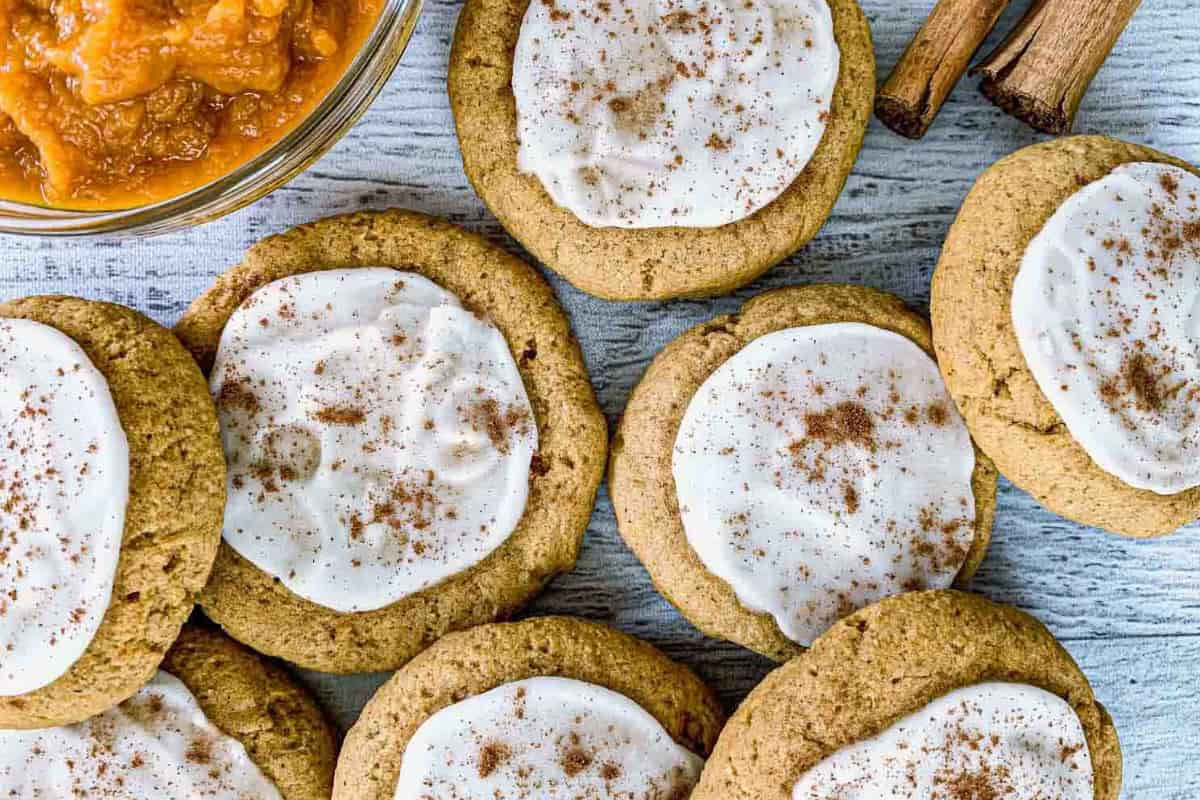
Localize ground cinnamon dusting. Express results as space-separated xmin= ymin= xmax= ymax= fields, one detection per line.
xmin=662 ymin=9 xmax=695 ymax=31
xmin=842 ymin=481 xmax=860 ymax=515
xmin=1160 ymin=171 xmax=1179 ymax=196
xmin=217 ymin=378 xmax=260 ymax=413
xmin=1060 ymin=743 xmax=1084 ymax=763
xmin=312 ymin=405 xmax=366 ymax=425
xmin=477 ymin=741 xmax=511 ymax=778
xmin=803 ymin=401 xmax=876 ymax=450
xmin=935 ymin=762 xmax=1014 ymax=800
xmin=1123 ymin=352 xmax=1164 ymax=412
xmin=185 ymin=737 xmax=213 ymax=765
xmin=466 ymin=398 xmax=532 ymax=454
xmin=513 ymin=686 xmax=527 ymax=719
xmin=705 ymin=132 xmax=730 ymax=151
xmin=605 ymin=76 xmax=672 ymax=137
xmin=560 ymin=746 xmax=593 ymax=776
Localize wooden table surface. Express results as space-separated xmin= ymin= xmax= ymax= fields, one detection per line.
xmin=3 ymin=1 xmax=1198 ymax=797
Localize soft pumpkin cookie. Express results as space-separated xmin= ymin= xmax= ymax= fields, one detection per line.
xmin=0 ymin=296 xmax=224 ymax=729
xmin=610 ymin=284 xmax=997 ymax=661
xmin=333 ymin=616 xmax=724 ymax=800
xmin=449 ymin=0 xmax=874 ymax=300
xmin=932 ymin=135 xmax=1200 ymax=537
xmin=691 ymin=590 xmax=1122 ymax=800
xmin=0 ymin=624 xmax=336 ymax=799
xmin=174 ymin=210 xmax=606 ymax=673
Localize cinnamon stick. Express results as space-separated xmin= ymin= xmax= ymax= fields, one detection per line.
xmin=876 ymin=0 xmax=1011 ymax=139
xmin=972 ymin=0 xmax=1143 ymax=135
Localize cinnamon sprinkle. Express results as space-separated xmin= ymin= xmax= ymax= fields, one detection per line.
xmin=217 ymin=378 xmax=260 ymax=413
xmin=842 ymin=481 xmax=860 ymax=515
xmin=1124 ymin=352 xmax=1164 ymax=412
xmin=935 ymin=762 xmax=1014 ymax=800
xmin=927 ymin=403 xmax=949 ymax=426
xmin=185 ymin=737 xmax=213 ymax=765
xmin=478 ymin=741 xmax=511 ymax=778
xmin=803 ymin=401 xmax=876 ymax=451
xmin=466 ymin=398 xmax=532 ymax=455
xmin=705 ymin=132 xmax=730 ymax=151
xmin=560 ymin=745 xmax=593 ymax=776
xmin=312 ymin=405 xmax=366 ymax=425
xmin=1160 ymin=171 xmax=1179 ymax=196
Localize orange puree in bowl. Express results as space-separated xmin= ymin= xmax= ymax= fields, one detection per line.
xmin=0 ymin=0 xmax=383 ymax=209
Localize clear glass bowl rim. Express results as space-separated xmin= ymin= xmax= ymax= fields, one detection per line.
xmin=0 ymin=0 xmax=423 ymax=237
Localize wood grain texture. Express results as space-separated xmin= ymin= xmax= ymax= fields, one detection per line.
xmin=0 ymin=1 xmax=1197 ymax=797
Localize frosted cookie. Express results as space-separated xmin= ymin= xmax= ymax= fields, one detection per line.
xmin=0 ymin=296 xmax=224 ymax=729
xmin=449 ymin=0 xmax=874 ymax=299
xmin=332 ymin=616 xmax=724 ymax=800
xmin=610 ymin=285 xmax=996 ymax=660
xmin=175 ymin=210 xmax=606 ymax=673
xmin=691 ymin=590 xmax=1122 ymax=800
xmin=932 ymin=136 xmax=1200 ymax=537
xmin=0 ymin=625 xmax=337 ymax=800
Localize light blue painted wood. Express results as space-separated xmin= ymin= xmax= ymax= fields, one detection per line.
xmin=1 ymin=1 xmax=1197 ymax=797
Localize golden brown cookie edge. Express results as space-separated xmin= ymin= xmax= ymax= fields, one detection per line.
xmin=931 ymin=134 xmax=1200 ymax=538
xmin=609 ymin=284 xmax=997 ymax=660
xmin=163 ymin=624 xmax=338 ymax=800
xmin=690 ymin=589 xmax=1121 ymax=800
xmin=0 ymin=296 xmax=224 ymax=728
xmin=448 ymin=0 xmax=875 ymax=300
xmin=332 ymin=615 xmax=725 ymax=800
xmin=175 ymin=209 xmax=607 ymax=673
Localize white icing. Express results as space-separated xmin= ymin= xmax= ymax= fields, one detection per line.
xmin=512 ymin=0 xmax=839 ymax=228
xmin=210 ymin=269 xmax=536 ymax=613
xmin=792 ymin=682 xmax=1094 ymax=799
xmin=0 ymin=671 xmax=282 ymax=798
xmin=394 ymin=676 xmax=703 ymax=799
xmin=1012 ymin=162 xmax=1200 ymax=494
xmin=673 ymin=323 xmax=976 ymax=646
xmin=0 ymin=319 xmax=128 ymax=696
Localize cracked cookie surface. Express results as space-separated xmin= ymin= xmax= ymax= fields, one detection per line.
xmin=931 ymin=135 xmax=1200 ymax=537
xmin=175 ymin=210 xmax=607 ymax=673
xmin=609 ymin=284 xmax=997 ymax=660
xmin=447 ymin=0 xmax=874 ymax=300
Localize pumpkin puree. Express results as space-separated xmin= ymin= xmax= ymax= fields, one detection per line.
xmin=0 ymin=0 xmax=383 ymax=209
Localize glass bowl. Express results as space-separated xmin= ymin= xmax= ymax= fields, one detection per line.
xmin=0 ymin=0 xmax=423 ymax=237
